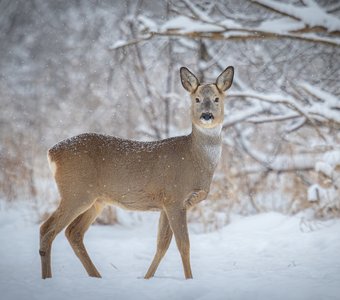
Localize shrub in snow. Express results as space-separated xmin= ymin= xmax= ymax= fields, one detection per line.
xmin=307 ymin=150 xmax=340 ymax=219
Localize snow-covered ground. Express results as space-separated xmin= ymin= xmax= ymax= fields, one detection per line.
xmin=1 ymin=206 xmax=340 ymax=300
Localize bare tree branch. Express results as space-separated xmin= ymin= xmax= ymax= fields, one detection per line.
xmin=229 ymin=91 xmax=328 ymax=141
xmin=110 ymin=28 xmax=340 ymax=49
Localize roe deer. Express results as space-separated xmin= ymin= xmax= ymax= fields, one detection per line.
xmin=40 ymin=66 xmax=234 ymax=279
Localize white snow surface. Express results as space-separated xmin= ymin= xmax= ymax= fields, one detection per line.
xmin=1 ymin=206 xmax=340 ymax=300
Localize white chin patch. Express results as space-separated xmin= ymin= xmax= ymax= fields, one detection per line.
xmin=200 ymin=118 xmax=213 ymax=125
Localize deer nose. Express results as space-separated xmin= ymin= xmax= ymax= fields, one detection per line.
xmin=201 ymin=112 xmax=214 ymax=121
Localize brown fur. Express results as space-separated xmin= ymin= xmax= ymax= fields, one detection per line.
xmin=39 ymin=66 xmax=234 ymax=279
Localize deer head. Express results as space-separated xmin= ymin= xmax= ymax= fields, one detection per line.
xmin=180 ymin=66 xmax=234 ymax=129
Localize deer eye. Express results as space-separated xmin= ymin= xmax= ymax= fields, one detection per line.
xmin=214 ymin=97 xmax=219 ymax=103
xmin=195 ymin=98 xmax=200 ymax=103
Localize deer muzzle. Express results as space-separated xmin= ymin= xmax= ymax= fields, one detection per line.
xmin=200 ymin=112 xmax=214 ymax=121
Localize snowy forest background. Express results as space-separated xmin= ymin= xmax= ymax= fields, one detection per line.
xmin=0 ymin=0 xmax=339 ymax=228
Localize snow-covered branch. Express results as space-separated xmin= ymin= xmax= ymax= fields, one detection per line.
xmin=251 ymin=0 xmax=340 ymax=32
xmin=111 ymin=1 xmax=340 ymax=49
xmin=228 ymin=88 xmax=340 ymax=128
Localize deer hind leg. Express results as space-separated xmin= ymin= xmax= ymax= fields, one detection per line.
xmin=39 ymin=197 xmax=96 ymax=279
xmin=39 ymin=209 xmax=59 ymax=279
xmin=164 ymin=205 xmax=192 ymax=279
xmin=65 ymin=201 xmax=104 ymax=278
xmin=144 ymin=210 xmax=173 ymax=279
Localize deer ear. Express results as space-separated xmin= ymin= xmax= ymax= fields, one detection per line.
xmin=180 ymin=67 xmax=199 ymax=93
xmin=216 ymin=66 xmax=234 ymax=92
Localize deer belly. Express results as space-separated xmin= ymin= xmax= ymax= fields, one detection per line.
xmin=104 ymin=189 xmax=163 ymax=211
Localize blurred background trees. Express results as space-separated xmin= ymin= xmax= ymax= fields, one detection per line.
xmin=0 ymin=0 xmax=339 ymax=227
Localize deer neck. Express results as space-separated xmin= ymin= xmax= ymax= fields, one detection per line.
xmin=191 ymin=124 xmax=222 ymax=171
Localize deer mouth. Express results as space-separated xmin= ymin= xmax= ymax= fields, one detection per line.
xmin=200 ymin=112 xmax=214 ymax=122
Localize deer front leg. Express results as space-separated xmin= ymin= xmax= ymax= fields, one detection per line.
xmin=144 ymin=210 xmax=173 ymax=279
xmin=185 ymin=190 xmax=208 ymax=208
xmin=164 ymin=205 xmax=192 ymax=279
